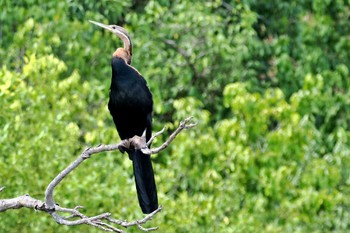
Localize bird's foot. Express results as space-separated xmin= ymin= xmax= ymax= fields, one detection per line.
xmin=118 ymin=139 xmax=133 ymax=154
xmin=118 ymin=145 xmax=127 ymax=154
xmin=118 ymin=145 xmax=133 ymax=155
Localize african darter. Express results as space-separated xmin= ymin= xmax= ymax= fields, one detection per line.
xmin=89 ymin=20 xmax=158 ymax=214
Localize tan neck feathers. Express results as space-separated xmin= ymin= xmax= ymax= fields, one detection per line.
xmin=113 ymin=48 xmax=132 ymax=65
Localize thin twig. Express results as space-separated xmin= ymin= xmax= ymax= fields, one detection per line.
xmin=144 ymin=117 xmax=197 ymax=154
xmin=147 ymin=127 xmax=166 ymax=146
xmin=108 ymin=206 xmax=162 ymax=228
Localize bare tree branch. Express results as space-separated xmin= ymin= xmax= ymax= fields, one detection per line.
xmin=0 ymin=117 xmax=196 ymax=232
xmin=0 ymin=194 xmax=45 ymax=212
xmin=142 ymin=117 xmax=197 ymax=154
xmin=147 ymin=127 xmax=165 ymax=147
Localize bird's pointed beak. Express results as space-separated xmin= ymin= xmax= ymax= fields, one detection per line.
xmin=89 ymin=20 xmax=113 ymax=32
xmin=89 ymin=19 xmax=132 ymax=61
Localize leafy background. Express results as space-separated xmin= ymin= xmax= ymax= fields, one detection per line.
xmin=1 ymin=0 xmax=350 ymax=232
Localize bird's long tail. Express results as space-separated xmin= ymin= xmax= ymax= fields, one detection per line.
xmin=131 ymin=149 xmax=158 ymax=214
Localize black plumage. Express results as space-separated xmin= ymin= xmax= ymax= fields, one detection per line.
xmin=89 ymin=20 xmax=158 ymax=214
xmin=108 ymin=56 xmax=158 ymax=214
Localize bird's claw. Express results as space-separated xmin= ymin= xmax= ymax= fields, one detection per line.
xmin=118 ymin=145 xmax=127 ymax=154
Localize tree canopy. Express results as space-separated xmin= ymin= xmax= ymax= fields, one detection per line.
xmin=1 ymin=1 xmax=350 ymax=232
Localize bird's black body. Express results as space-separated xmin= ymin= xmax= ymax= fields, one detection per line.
xmin=108 ymin=56 xmax=158 ymax=214
xmin=88 ymin=20 xmax=158 ymax=214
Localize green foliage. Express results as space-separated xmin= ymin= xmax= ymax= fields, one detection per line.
xmin=1 ymin=1 xmax=350 ymax=232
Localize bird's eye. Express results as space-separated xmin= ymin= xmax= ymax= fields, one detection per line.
xmin=111 ymin=26 xmax=116 ymax=29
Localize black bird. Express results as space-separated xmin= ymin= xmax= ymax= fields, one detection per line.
xmin=89 ymin=20 xmax=158 ymax=214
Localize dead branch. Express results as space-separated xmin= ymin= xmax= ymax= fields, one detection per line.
xmin=0 ymin=117 xmax=196 ymax=232
xmin=142 ymin=116 xmax=197 ymax=154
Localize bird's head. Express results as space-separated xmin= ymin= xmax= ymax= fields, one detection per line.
xmin=89 ymin=20 xmax=132 ymax=65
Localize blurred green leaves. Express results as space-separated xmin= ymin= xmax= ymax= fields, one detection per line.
xmin=1 ymin=0 xmax=350 ymax=233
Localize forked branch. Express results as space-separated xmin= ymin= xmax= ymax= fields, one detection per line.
xmin=0 ymin=117 xmax=196 ymax=232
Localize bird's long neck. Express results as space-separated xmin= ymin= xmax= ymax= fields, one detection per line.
xmin=113 ymin=48 xmax=132 ymax=65
xmin=113 ymin=31 xmax=132 ymax=65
